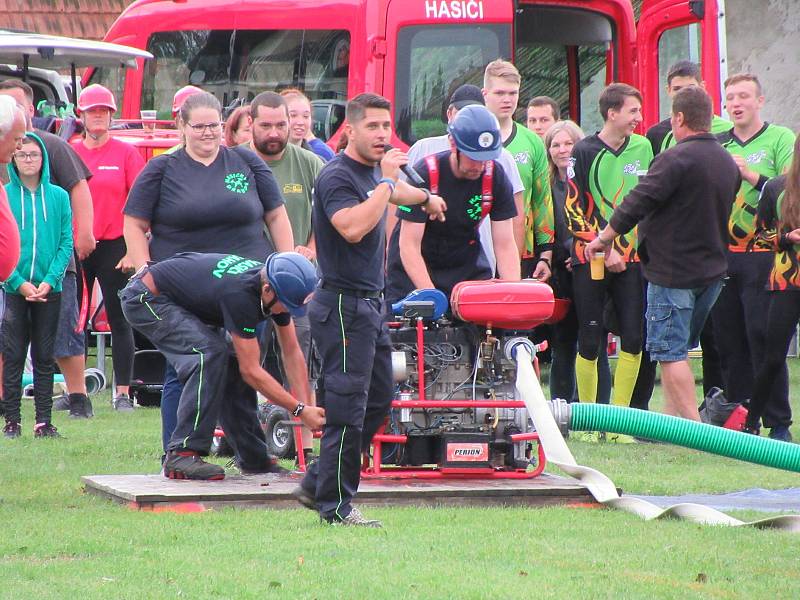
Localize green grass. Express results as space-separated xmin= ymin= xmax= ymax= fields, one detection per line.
xmin=1 ymin=359 xmax=800 ymax=598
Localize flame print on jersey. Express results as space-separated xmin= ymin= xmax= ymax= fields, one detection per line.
xmin=729 ymin=191 xmax=770 ymax=251
xmin=526 ymin=168 xmax=555 ymax=253
xmin=564 ymin=178 xmax=598 ymax=264
xmin=768 ymin=250 xmax=800 ymax=291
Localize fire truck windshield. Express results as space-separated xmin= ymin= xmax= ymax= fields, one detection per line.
xmin=139 ymin=29 xmax=350 ymax=119
xmin=393 ymin=23 xmax=510 ymax=146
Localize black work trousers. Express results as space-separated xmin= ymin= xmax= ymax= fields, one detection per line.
xmin=748 ymin=291 xmax=797 ymax=428
xmin=548 ymin=265 xmax=611 ymax=403
xmin=300 ymin=289 xmax=393 ymax=521
xmin=1 ymin=291 xmax=61 ymax=424
xmin=81 ymin=237 xmax=134 ymax=386
xmin=121 ymin=278 xmax=229 ymax=454
xmin=712 ymin=251 xmax=790 ymax=427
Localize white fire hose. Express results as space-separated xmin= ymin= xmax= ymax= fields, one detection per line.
xmin=508 ymin=340 xmax=800 ymax=532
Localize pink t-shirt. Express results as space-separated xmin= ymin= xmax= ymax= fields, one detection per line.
xmin=0 ymin=184 xmax=20 ymax=282
xmin=72 ymin=137 xmax=145 ymax=241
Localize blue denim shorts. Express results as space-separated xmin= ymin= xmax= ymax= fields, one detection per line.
xmin=645 ymin=280 xmax=723 ymax=362
xmin=54 ymin=271 xmax=86 ymax=359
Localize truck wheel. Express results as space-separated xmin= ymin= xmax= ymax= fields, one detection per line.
xmin=259 ymin=403 xmax=296 ymax=459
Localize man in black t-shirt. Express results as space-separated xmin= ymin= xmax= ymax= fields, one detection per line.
xmin=120 ymin=252 xmax=324 ymax=480
xmin=386 ymin=104 xmax=519 ymax=304
xmin=293 ymin=93 xmax=444 ymax=528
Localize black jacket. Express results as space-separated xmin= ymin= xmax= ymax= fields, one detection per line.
xmin=609 ymin=132 xmax=741 ymax=288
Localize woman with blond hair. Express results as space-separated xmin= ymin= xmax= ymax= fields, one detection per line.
xmin=545 ymin=120 xmax=610 ymax=413
xmin=745 ymin=134 xmax=800 ymax=441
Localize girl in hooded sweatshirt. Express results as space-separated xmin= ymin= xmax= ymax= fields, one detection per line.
xmin=2 ymin=132 xmax=72 ymax=438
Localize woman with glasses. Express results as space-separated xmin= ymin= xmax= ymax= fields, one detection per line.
xmin=71 ymin=85 xmax=146 ymax=412
xmin=123 ymin=91 xmax=294 ymax=460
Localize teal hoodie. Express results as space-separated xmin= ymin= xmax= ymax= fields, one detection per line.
xmin=3 ymin=132 xmax=72 ymax=294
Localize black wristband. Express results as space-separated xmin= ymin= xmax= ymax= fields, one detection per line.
xmin=420 ymin=188 xmax=431 ymax=206
xmin=292 ymin=402 xmax=305 ymax=417
xmin=537 ymin=257 xmax=551 ymax=268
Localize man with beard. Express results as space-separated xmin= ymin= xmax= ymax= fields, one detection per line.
xmin=247 ymin=91 xmax=324 ymax=461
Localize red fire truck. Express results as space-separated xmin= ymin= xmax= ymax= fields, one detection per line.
xmin=94 ymin=0 xmax=727 ymax=145
xmin=93 ymin=0 xmax=729 ymax=463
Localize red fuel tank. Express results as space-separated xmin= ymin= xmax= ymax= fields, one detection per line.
xmin=450 ymin=280 xmax=554 ymax=329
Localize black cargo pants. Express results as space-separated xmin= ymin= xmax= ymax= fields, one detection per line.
xmin=120 ymin=277 xmax=230 ymax=455
xmin=299 ymin=289 xmax=393 ymax=521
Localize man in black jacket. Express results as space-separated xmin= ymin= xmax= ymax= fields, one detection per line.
xmin=584 ymin=87 xmax=740 ymax=421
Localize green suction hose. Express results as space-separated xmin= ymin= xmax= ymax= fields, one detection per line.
xmin=570 ymin=403 xmax=800 ymax=473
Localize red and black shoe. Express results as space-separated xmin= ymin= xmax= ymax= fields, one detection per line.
xmin=3 ymin=420 xmax=21 ymax=439
xmin=33 ymin=422 xmax=60 ymax=438
xmin=163 ymin=450 xmax=225 ymax=480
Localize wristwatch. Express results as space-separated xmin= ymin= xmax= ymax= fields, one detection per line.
xmin=292 ymin=402 xmax=306 ymax=417
xmin=420 ymin=188 xmax=431 ymax=206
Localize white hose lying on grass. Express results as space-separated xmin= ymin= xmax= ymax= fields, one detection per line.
xmin=512 ymin=344 xmax=800 ymax=532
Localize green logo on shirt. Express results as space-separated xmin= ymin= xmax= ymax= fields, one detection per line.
xmin=212 ymin=255 xmax=262 ymax=278
xmin=225 ymin=172 xmax=249 ymax=194
xmin=467 ymin=194 xmax=482 ymax=221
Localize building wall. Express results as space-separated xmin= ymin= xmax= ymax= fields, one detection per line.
xmin=0 ymin=0 xmax=129 ymax=41
xmin=725 ymin=0 xmax=800 ymax=130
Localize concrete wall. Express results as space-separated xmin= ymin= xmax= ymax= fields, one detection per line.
xmin=725 ymin=0 xmax=800 ymax=130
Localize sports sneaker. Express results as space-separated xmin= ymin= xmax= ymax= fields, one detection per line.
xmin=291 ymin=485 xmax=318 ymax=511
xmin=769 ymin=426 xmax=793 ymax=443
xmin=163 ymin=450 xmax=225 ymax=480
xmin=3 ymin=421 xmax=21 ymax=439
xmin=33 ymin=422 xmax=60 ymax=438
xmin=69 ymin=393 xmax=93 ymax=419
xmin=235 ymin=457 xmax=289 ymax=475
xmin=605 ymin=432 xmax=637 ymax=444
xmin=53 ymin=393 xmax=70 ymax=411
xmin=328 ymin=507 xmax=382 ymax=528
xmin=112 ymin=393 xmax=134 ymax=413
xmin=742 ymin=424 xmax=761 ymax=436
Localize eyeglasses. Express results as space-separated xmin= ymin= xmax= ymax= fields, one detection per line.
xmin=14 ymin=151 xmax=42 ymax=162
xmin=186 ymin=122 xmax=222 ymax=133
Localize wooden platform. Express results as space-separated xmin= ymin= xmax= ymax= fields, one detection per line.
xmin=81 ymin=472 xmax=600 ymax=511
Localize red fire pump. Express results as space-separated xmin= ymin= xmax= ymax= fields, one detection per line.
xmin=294 ymin=279 xmax=555 ymax=479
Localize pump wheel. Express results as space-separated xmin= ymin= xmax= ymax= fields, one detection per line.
xmin=259 ymin=403 xmax=296 ymax=459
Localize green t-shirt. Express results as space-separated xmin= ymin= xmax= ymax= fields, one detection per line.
xmin=262 ymin=142 xmax=324 ymax=247
xmin=503 ymin=122 xmax=554 ymax=255
xmin=718 ymin=123 xmax=795 ymax=251
xmin=565 ymin=132 xmax=654 ymax=264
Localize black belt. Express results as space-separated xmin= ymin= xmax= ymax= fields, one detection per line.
xmin=320 ymin=282 xmax=382 ymax=299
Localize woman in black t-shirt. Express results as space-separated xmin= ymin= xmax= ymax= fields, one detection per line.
xmin=123 ymin=91 xmax=295 ymax=454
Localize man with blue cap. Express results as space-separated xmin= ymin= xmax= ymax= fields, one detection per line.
xmin=120 ymin=251 xmax=324 ymax=480
xmin=386 ymin=104 xmax=521 ymax=304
